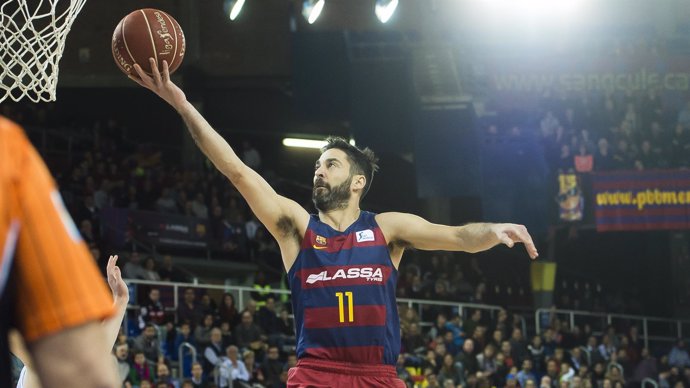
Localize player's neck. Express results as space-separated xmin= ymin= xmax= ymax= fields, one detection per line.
xmin=318 ymin=205 xmax=361 ymax=232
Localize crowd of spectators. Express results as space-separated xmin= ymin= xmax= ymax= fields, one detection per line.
xmin=394 ymin=307 xmax=689 ymax=388
xmin=485 ymin=89 xmax=690 ymax=175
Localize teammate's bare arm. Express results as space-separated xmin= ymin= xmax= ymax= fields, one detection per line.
xmin=129 ymin=59 xmax=309 ymax=270
xmin=376 ymin=212 xmax=538 ymax=266
xmin=102 ymin=255 xmax=130 ymax=351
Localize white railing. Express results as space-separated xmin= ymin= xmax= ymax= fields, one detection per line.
xmin=125 ymin=279 xmax=527 ymax=335
xmin=535 ymin=308 xmax=690 ymax=349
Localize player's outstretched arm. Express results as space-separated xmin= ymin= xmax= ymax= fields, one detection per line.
xmin=129 ymin=59 xmax=309 ymax=257
xmin=377 ymin=212 xmax=538 ymax=259
xmin=102 ymin=255 xmax=129 ymax=351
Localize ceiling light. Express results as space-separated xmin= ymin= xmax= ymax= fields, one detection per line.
xmin=302 ymin=0 xmax=325 ymax=24
xmin=223 ymin=0 xmax=246 ymax=21
xmin=375 ymin=0 xmax=398 ymax=23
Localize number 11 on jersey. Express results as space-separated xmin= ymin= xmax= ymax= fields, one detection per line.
xmin=335 ymin=291 xmax=354 ymax=323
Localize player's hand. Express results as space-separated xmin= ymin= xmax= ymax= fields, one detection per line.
xmin=491 ymin=223 xmax=539 ymax=259
xmin=107 ymin=255 xmax=129 ymax=302
xmin=129 ymin=58 xmax=187 ymax=111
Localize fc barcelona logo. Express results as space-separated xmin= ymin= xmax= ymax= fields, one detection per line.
xmin=315 ymin=235 xmax=327 ymax=246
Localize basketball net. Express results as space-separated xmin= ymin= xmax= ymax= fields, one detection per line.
xmin=0 ymin=0 xmax=87 ymax=103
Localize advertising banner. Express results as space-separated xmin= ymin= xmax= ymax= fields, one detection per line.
xmin=593 ymin=170 xmax=690 ymax=231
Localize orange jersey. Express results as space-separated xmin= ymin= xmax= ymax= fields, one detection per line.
xmin=0 ymin=116 xmax=114 ymax=342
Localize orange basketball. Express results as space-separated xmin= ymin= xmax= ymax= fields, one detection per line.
xmin=111 ymin=8 xmax=185 ymax=76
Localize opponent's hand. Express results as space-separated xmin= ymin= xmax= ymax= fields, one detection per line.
xmin=491 ymin=223 xmax=539 ymax=259
xmin=107 ymin=255 xmax=129 ymax=302
xmin=129 ymin=58 xmax=187 ymax=111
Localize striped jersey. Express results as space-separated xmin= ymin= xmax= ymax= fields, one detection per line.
xmin=287 ymin=211 xmax=400 ymax=365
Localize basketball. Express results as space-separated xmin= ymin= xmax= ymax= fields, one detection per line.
xmin=111 ymin=9 xmax=185 ymax=76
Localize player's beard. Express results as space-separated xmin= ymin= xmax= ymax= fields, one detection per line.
xmin=312 ymin=175 xmax=352 ymax=212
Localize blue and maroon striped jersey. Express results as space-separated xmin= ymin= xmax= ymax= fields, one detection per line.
xmin=287 ymin=211 xmax=400 ymax=365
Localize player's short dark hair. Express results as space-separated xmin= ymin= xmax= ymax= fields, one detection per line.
xmin=321 ymin=136 xmax=379 ymax=197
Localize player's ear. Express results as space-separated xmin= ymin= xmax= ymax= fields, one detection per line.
xmin=352 ymin=174 xmax=366 ymax=192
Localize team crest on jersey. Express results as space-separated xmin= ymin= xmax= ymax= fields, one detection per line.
xmin=356 ymin=229 xmax=375 ymax=243
xmin=315 ymin=235 xmax=327 ymax=246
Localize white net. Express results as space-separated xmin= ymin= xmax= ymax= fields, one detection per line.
xmin=0 ymin=0 xmax=87 ymax=103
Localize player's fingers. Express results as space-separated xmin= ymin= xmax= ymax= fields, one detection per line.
xmin=161 ymin=60 xmax=170 ymax=84
xmin=132 ymin=64 xmax=150 ymax=83
xmin=511 ymin=227 xmax=539 ymax=259
xmin=107 ymin=255 xmax=115 ymax=268
xmin=150 ymin=58 xmax=162 ymax=85
xmin=127 ymin=74 xmax=147 ymax=88
xmin=499 ymin=233 xmax=514 ymax=248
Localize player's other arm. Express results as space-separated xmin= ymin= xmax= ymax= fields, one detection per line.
xmin=377 ymin=212 xmax=538 ymax=259
xmin=130 ymin=60 xmax=308 ymax=255
xmin=102 ymin=255 xmax=130 ymax=351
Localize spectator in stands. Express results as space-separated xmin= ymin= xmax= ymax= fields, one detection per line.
xmin=235 ymin=310 xmax=266 ymax=354
xmin=144 ymin=256 xmax=161 ymax=282
xmin=219 ymin=322 xmax=234 ymax=349
xmin=604 ymin=364 xmax=624 ymax=386
xmin=570 ymin=346 xmax=587 ymax=372
xmin=277 ymin=307 xmax=295 ymax=338
xmin=465 ymin=310 xmax=483 ymax=341
xmin=261 ymin=345 xmax=284 ymax=387
xmin=669 ymin=339 xmax=690 ymax=368
xmin=195 ymin=314 xmax=215 ymax=349
xmin=79 ymin=219 xmax=99 ymax=246
xmin=134 ymin=323 xmax=162 ymax=364
xmin=241 ymin=141 xmax=262 ymax=172
xmin=178 ymin=287 xmax=204 ymax=328
xmin=129 ymin=350 xmax=156 ymax=386
xmin=203 ymin=328 xmax=225 ymax=376
xmin=114 ymin=342 xmax=131 ymax=386
xmin=189 ymin=362 xmax=208 ymax=388
xmin=200 ymin=294 xmax=218 ymax=318
xmin=158 ymin=255 xmax=186 ymax=282
xmin=591 ymin=362 xmax=606 ymax=388
xmin=545 ymin=359 xmax=560 ymax=388
xmin=557 ymin=144 xmax=575 ymax=172
xmin=191 ymin=193 xmax=209 ymax=219
xmin=529 ymin=335 xmax=545 ymax=374
xmin=243 ymin=349 xmax=265 ymax=386
xmin=510 ymin=328 xmax=529 ymax=365
xmin=219 ymin=345 xmax=250 ymax=388
xmin=456 ymin=338 xmax=479 ymax=376
xmin=257 ymin=297 xmax=282 ymax=337
xmin=442 ymin=331 xmax=459 ymax=357
xmin=598 ymin=335 xmax=616 ymax=362
xmin=218 ymin=293 xmax=240 ymax=328
xmin=540 ymin=374 xmax=553 ymax=388
xmin=437 ymin=353 xmax=465 ymax=388
xmin=594 ymin=138 xmax=614 ymax=171
xmin=612 ymin=139 xmax=635 ymax=170
xmin=575 ymin=144 xmax=594 ymax=173
xmin=517 ymin=359 xmax=537 ymax=388
xmin=156 ymin=188 xmax=179 ymax=213
xmin=671 ymin=124 xmax=690 ymax=167
xmin=124 ymin=252 xmax=149 ymax=279
xmin=172 ymin=322 xmax=196 ymax=375
xmin=477 ymin=343 xmax=498 ymax=382
xmin=156 ymin=363 xmax=180 ymax=388
xmin=403 ymin=322 xmax=427 ymax=355
xmin=139 ymin=288 xmax=166 ymax=329
xmin=635 ymin=139 xmax=660 ymax=170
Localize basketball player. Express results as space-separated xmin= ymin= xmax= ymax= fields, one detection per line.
xmin=131 ymin=59 xmax=538 ymax=388
xmin=0 ymin=116 xmax=119 ymax=388
xmin=10 ymin=255 xmax=130 ymax=388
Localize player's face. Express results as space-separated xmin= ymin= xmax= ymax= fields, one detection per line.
xmin=313 ymin=149 xmax=354 ymax=212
